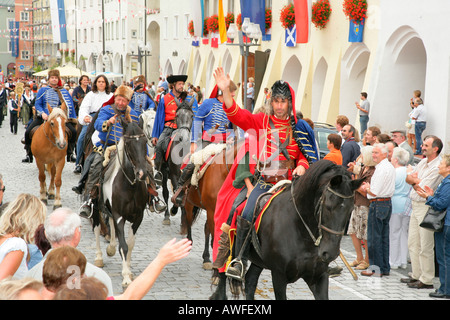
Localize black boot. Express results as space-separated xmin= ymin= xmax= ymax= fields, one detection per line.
xmin=22 ymin=144 xmax=33 ymax=163
xmin=226 ymin=216 xmax=252 ymax=281
xmin=67 ymin=142 xmax=76 ymax=162
xmin=171 ymin=163 xmax=195 ymax=206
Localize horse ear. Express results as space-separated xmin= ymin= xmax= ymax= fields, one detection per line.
xmin=329 ymin=175 xmax=343 ymax=188
xmin=189 ymin=96 xmax=195 ymax=108
xmin=350 ymin=178 xmax=365 ymax=191
xmin=47 ymin=103 xmax=53 ymax=114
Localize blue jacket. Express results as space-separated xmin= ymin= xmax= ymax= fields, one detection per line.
xmin=35 ymin=86 xmax=76 ymax=119
xmin=152 ymin=91 xmax=198 ymax=139
xmin=295 ymin=119 xmax=319 ymax=163
xmin=94 ymin=104 xmax=140 ymax=148
xmin=426 ymin=175 xmax=450 ymax=226
xmin=129 ymin=91 xmax=155 ymax=115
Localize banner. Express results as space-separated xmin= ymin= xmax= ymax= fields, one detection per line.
xmin=9 ymin=21 xmax=19 ymax=58
xmin=218 ymin=0 xmax=227 ymax=44
xmin=240 ymin=0 xmax=266 ymax=35
xmin=349 ymin=18 xmax=365 ymax=42
xmin=50 ymin=0 xmax=68 ymax=43
xmin=294 ymin=0 xmax=311 ymax=43
xmin=191 ymin=0 xmax=204 ymax=38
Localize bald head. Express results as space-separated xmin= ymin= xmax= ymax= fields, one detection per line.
xmin=44 ymin=207 xmax=81 ymax=247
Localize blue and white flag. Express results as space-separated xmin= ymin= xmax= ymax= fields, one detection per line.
xmin=192 ymin=36 xmax=200 ymax=47
xmin=50 ymin=0 xmax=68 ymax=43
xmin=285 ymin=25 xmax=297 ymax=47
xmin=349 ymin=19 xmax=364 ymax=42
xmin=240 ymin=0 xmax=266 ymax=35
xmin=9 ymin=21 xmax=19 ymax=58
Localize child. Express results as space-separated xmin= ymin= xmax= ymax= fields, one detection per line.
xmin=8 ymin=92 xmax=19 ymax=135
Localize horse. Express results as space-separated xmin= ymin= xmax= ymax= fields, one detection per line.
xmin=31 ymin=104 xmax=68 ymax=209
xmin=139 ymin=108 xmax=156 ymax=161
xmin=183 ymin=139 xmax=241 ymax=269
xmin=160 ymin=95 xmax=194 ymax=225
xmin=91 ymin=118 xmax=149 ymax=287
xmin=211 ymin=160 xmax=364 ymax=300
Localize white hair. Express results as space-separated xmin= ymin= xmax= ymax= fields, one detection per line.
xmin=373 ymin=143 xmax=389 ymax=155
xmin=392 ymin=147 xmax=410 ymax=166
xmin=44 ymin=207 xmax=81 ymax=244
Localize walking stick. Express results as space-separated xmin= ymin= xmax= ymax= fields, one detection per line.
xmin=340 ymin=251 xmax=358 ymax=281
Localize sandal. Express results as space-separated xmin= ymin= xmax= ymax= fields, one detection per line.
xmin=350 ymin=260 xmax=362 ymax=267
xmin=355 ymin=261 xmax=369 ymax=270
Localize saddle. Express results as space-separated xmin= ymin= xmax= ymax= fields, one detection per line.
xmin=189 ymin=143 xmax=227 ymax=186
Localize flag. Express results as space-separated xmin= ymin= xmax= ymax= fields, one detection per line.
xmin=9 ymin=21 xmax=19 ymax=57
xmin=348 ymin=18 xmax=364 ymax=42
xmin=191 ymin=0 xmax=204 ymax=38
xmin=240 ymin=0 xmax=266 ymax=35
xmin=218 ymin=0 xmax=227 ymax=44
xmin=49 ymin=0 xmax=68 ymax=43
xmin=192 ymin=36 xmax=200 ymax=47
xmin=294 ymin=0 xmax=311 ymax=43
xmin=285 ymin=25 xmax=297 ymax=47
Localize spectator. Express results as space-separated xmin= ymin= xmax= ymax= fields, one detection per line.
xmin=0 ymin=194 xmax=47 ymax=280
xmin=355 ymin=92 xmax=370 ymax=139
xmin=246 ymin=81 xmax=254 ymax=112
xmin=196 ymin=86 xmax=203 ymax=104
xmin=53 ymin=238 xmax=192 ymax=300
xmin=385 ymin=140 xmax=396 ymax=162
xmin=110 ymin=80 xmax=118 ymax=93
xmin=361 ymin=143 xmax=396 ymax=277
xmin=335 ymin=115 xmax=349 ymax=142
xmin=411 ymin=97 xmax=426 ymax=155
xmin=0 ymin=276 xmax=43 ymax=300
xmin=323 ymin=133 xmax=343 ymax=165
xmin=0 ymin=83 xmax=8 ymax=128
xmin=391 ymin=129 xmax=414 ymax=165
xmin=389 ymin=147 xmax=413 ymax=270
xmin=20 ymin=85 xmax=34 ymax=129
xmin=26 ymin=207 xmax=114 ymax=296
xmin=407 ymin=90 xmax=421 ymax=153
xmin=402 ymin=135 xmax=443 ymax=289
xmin=376 ymin=133 xmax=391 ymax=144
xmin=416 ymin=154 xmax=450 ymax=299
xmin=340 ymin=124 xmax=361 ymax=168
xmin=40 ymin=246 xmax=87 ymax=300
xmin=347 ymin=146 xmax=376 ymax=271
xmin=7 ymin=91 xmax=19 ymax=135
xmin=364 ymin=126 xmax=380 ymax=146
xmin=71 ymin=75 xmax=91 ymax=117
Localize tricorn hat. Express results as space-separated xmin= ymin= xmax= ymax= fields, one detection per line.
xmin=114 ymin=84 xmax=134 ymax=101
xmin=167 ymin=75 xmax=188 ymax=84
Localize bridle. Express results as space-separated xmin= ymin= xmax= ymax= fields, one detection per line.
xmin=290 ymin=179 xmax=354 ymax=246
xmin=115 ymin=128 xmax=147 ymax=185
xmin=42 ymin=116 xmax=67 ymax=149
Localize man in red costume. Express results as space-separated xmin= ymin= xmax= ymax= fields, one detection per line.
xmin=212 ymin=67 xmax=311 ymax=282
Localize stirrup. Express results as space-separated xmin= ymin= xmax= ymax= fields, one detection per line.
xmin=153 ymin=196 xmax=167 ymax=213
xmin=79 ymin=198 xmax=94 ymax=219
xmin=225 ymin=259 xmax=245 ymax=281
xmin=154 ymin=170 xmax=163 ymax=186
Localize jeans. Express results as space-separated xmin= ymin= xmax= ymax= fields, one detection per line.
xmin=359 ymin=115 xmax=369 ymax=139
xmin=367 ymin=200 xmax=392 ymax=274
xmin=76 ymin=125 xmax=88 ymax=165
xmin=414 ymin=121 xmax=426 ymax=154
xmin=241 ymin=178 xmax=272 ymax=222
xmin=435 ymin=225 xmax=450 ymax=295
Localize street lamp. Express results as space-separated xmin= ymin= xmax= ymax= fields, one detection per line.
xmin=226 ymin=20 xmax=262 ymax=106
xmin=138 ymin=41 xmax=152 ymax=78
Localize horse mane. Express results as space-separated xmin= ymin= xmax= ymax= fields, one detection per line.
xmin=48 ymin=107 xmax=67 ymax=121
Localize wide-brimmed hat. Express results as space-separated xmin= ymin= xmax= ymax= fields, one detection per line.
xmin=167 ymin=75 xmax=188 ymax=84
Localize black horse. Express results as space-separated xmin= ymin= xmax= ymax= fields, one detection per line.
xmin=160 ymin=95 xmax=194 ymax=225
xmin=211 ymin=160 xmax=364 ymax=300
xmin=91 ymin=118 xmax=149 ymax=287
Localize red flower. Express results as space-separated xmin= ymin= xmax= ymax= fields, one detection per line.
xmin=265 ymin=8 xmax=272 ymax=30
xmin=236 ymin=13 xmax=242 ymax=30
xmin=207 ymin=15 xmax=219 ymax=33
xmin=225 ymin=13 xmax=234 ymax=30
xmin=188 ymin=20 xmax=195 ymax=36
xmin=342 ymin=0 xmax=367 ymax=24
xmin=280 ymin=4 xmax=295 ymax=29
xmin=312 ymin=0 xmax=332 ymax=29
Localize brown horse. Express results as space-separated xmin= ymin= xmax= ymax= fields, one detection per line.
xmin=31 ymin=104 xmax=68 ymax=209
xmin=183 ymin=140 xmax=240 ymax=269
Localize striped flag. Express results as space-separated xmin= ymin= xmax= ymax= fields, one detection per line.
xmin=218 ymin=0 xmax=227 ymax=44
xmin=294 ymin=0 xmax=311 ymax=43
xmin=240 ymin=0 xmax=266 ymax=35
xmin=191 ymin=0 xmax=204 ymax=38
xmin=49 ymin=0 xmax=68 ymax=43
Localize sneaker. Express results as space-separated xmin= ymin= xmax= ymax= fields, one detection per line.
xmin=73 ymin=164 xmax=82 ymax=174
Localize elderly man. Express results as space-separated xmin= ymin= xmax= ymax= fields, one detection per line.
xmin=391 ymin=129 xmax=414 ymax=165
xmin=22 ymin=69 xmax=77 ymax=163
xmin=26 ymin=207 xmax=114 ymax=296
xmin=361 ymin=143 xmax=396 ymax=277
xmin=402 ymin=135 xmax=443 ymax=289
xmin=151 ymin=74 xmax=198 ymax=185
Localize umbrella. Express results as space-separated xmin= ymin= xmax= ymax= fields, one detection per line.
xmin=32 ymin=63 xmax=90 ymax=78
xmin=89 ymin=71 xmax=123 ymax=79
xmin=32 ymin=68 xmax=50 ymax=77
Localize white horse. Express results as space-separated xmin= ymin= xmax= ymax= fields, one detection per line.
xmin=140 ymin=109 xmax=156 ymax=161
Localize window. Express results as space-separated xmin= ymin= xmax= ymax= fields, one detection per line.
xmin=21 ymin=50 xmax=30 ymax=60
xmin=122 ymin=19 xmax=126 ymax=39
xmin=91 ymin=28 xmax=94 ymax=42
xmin=174 ymin=15 xmax=179 ymax=39
xmin=21 ymin=30 xmax=29 ymax=40
xmin=20 ymin=11 xmax=30 ymax=21
xmin=131 ymin=30 xmax=137 ymax=38
xmin=185 ymin=14 xmax=190 ymax=38
xmin=164 ymin=17 xmax=168 ymax=39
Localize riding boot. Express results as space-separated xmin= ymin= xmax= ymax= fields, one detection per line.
xmin=212 ymin=223 xmax=231 ymax=269
xmin=171 ymin=163 xmax=195 ymax=207
xmin=67 ymin=142 xmax=76 ymax=162
xmin=226 ymin=216 xmax=252 ymax=281
xmin=22 ymin=144 xmax=33 ymax=163
xmin=153 ymin=149 xmax=163 ymax=186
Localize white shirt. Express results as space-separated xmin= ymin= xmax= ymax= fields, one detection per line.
xmin=0 ymin=237 xmax=28 ymax=279
xmin=409 ymin=156 xmax=443 ymax=202
xmin=411 ymin=103 xmax=426 ymax=122
xmin=78 ymin=90 xmax=114 ymax=125
xmin=368 ymin=158 xmax=396 ymax=199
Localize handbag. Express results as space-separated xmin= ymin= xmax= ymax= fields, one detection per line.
xmin=419 ymin=206 xmax=447 ymax=232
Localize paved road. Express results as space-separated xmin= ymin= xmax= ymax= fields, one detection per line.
xmin=0 ymin=119 xmax=441 ymax=301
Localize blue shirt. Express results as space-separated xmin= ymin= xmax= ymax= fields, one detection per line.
xmin=426 ymin=175 xmax=450 ymax=226
xmin=129 ymin=91 xmax=155 ymax=115
xmin=34 ymin=86 xmax=76 ymax=119
xmin=392 ymin=166 xmax=413 ymax=215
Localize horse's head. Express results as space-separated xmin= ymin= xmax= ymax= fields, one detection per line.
xmin=120 ymin=118 xmax=148 ymax=182
xmin=139 ymin=109 xmax=156 ymax=143
xmin=316 ymin=172 xmax=364 ymax=263
xmin=174 ymin=94 xmax=194 ymax=132
xmin=47 ymin=105 xmax=68 ymax=150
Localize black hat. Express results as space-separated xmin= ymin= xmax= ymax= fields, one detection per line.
xmin=167 ymin=75 xmax=188 ymax=84
xmin=271 ymin=80 xmax=292 ymax=100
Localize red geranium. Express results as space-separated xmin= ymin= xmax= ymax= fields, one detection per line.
xmin=225 ymin=12 xmax=234 ymax=30
xmin=203 ymin=18 xmax=208 ymax=37
xmin=188 ymin=20 xmax=195 ymax=36
xmin=236 ymin=13 xmax=242 ymax=30
xmin=207 ymin=15 xmax=219 ymax=33
xmin=280 ymin=4 xmax=295 ymax=29
xmin=342 ymin=0 xmax=367 ymax=24
xmin=265 ymin=8 xmax=272 ymax=30
xmin=312 ymin=0 xmax=332 ymax=29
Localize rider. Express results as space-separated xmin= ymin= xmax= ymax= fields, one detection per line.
xmin=170 ymin=82 xmax=237 ymax=207
xmin=22 ymin=69 xmax=77 ymax=163
xmin=151 ymin=74 xmax=199 ymax=186
xmin=129 ymin=75 xmax=156 ymax=115
xmin=212 ymin=67 xmax=316 ymax=282
xmin=73 ymin=85 xmax=164 ymax=217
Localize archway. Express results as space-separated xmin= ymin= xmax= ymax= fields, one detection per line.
xmin=205 ymin=51 xmax=216 ymax=95
xmin=148 ymin=21 xmax=160 ymax=84
xmin=223 ymin=49 xmax=232 ymax=75
xmin=282 ymin=55 xmax=302 ymax=96
xmin=164 ymin=59 xmax=173 ymax=78
xmin=192 ymin=51 xmax=201 ymax=86
xmin=311 ymin=57 xmax=328 ymax=121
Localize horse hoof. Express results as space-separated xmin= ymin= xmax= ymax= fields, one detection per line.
xmin=203 ymin=262 xmax=213 ymax=270
xmin=41 ymin=199 xmax=48 ymax=205
xmin=162 ymin=219 xmax=171 ymax=226
xmin=53 ymin=204 xmax=62 ymax=210
xmin=94 ymin=259 xmax=104 ymax=268
xmin=106 ymin=245 xmax=116 ymax=257
xmin=48 ymin=194 xmax=55 ymax=200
